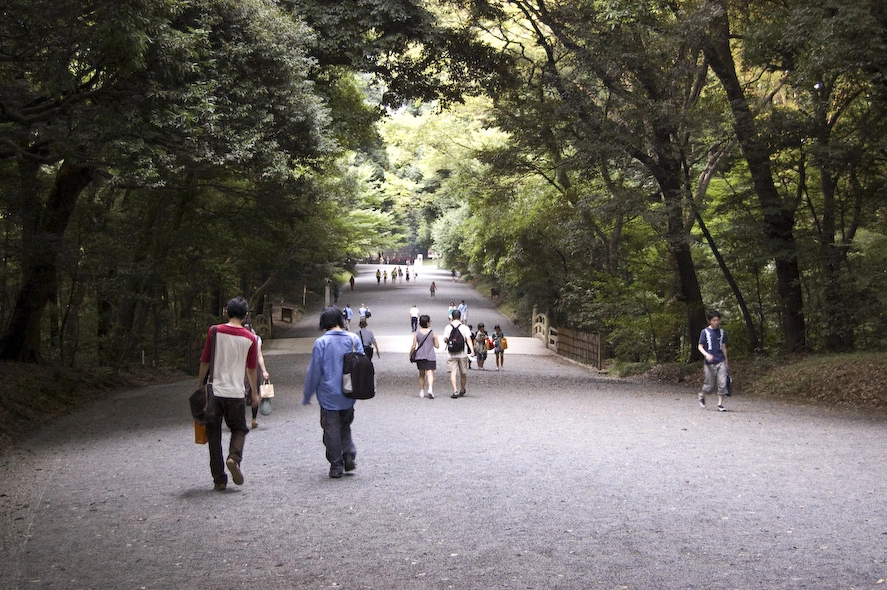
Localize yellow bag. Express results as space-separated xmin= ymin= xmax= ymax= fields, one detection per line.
xmin=500 ymin=337 xmax=508 ymax=350
xmin=194 ymin=420 xmax=208 ymax=444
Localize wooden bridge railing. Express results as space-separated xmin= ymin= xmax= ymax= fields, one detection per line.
xmin=532 ymin=307 xmax=602 ymax=370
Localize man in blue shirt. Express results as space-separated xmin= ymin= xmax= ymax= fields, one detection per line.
xmin=697 ymin=309 xmax=729 ymax=412
xmin=303 ymin=306 xmax=364 ymax=478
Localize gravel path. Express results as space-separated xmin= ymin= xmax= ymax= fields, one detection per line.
xmin=1 ymin=263 xmax=885 ymax=589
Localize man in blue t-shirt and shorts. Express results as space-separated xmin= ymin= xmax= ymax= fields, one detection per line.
xmin=698 ymin=309 xmax=729 ymax=412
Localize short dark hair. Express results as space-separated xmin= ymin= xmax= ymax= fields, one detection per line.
xmin=320 ymin=306 xmax=345 ymax=330
xmin=419 ymin=314 xmax=431 ymax=328
xmin=707 ymin=309 xmax=721 ymax=321
xmin=226 ymin=296 xmax=249 ymax=319
xmin=451 ymin=309 xmax=461 ymax=320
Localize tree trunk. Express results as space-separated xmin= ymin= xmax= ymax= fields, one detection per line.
xmin=660 ymin=174 xmax=707 ymax=362
xmin=0 ymin=161 xmax=94 ymax=362
xmin=703 ymin=2 xmax=807 ymax=352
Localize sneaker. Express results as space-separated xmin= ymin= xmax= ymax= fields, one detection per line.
xmin=717 ymin=405 xmax=726 ymax=412
xmin=329 ymin=466 xmax=344 ymax=478
xmin=451 ymin=392 xmax=459 ymax=399
xmin=427 ymin=391 xmax=434 ymax=399
xmin=698 ymin=395 xmax=705 ymax=408
xmin=458 ymin=389 xmax=466 ymax=397
xmin=214 ymin=483 xmax=227 ymax=491
xmin=226 ymin=457 xmax=244 ymax=486
xmin=251 ymin=419 xmax=258 ymax=429
xmin=344 ymin=455 xmax=357 ymax=472
xmin=419 ymin=390 xmax=425 ymax=398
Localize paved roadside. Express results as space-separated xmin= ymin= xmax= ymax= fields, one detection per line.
xmin=0 ymin=264 xmax=885 ymax=589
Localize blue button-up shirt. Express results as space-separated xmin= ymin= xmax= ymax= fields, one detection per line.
xmin=303 ymin=329 xmax=364 ymax=410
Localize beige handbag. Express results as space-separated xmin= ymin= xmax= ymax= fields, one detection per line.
xmin=259 ymin=379 xmax=275 ymax=399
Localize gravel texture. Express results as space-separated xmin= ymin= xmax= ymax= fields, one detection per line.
xmin=1 ymin=264 xmax=885 ymax=589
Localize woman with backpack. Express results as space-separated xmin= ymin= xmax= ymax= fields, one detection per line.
xmin=409 ymin=314 xmax=439 ymax=399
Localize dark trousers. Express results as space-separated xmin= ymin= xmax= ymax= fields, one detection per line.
xmin=207 ymin=396 xmax=249 ymax=485
xmin=411 ymin=317 xmax=418 ymax=332
xmin=320 ymin=407 xmax=356 ymax=468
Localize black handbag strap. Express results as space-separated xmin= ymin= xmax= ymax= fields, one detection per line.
xmin=415 ymin=330 xmax=431 ymax=351
xmin=206 ymin=326 xmax=218 ymax=385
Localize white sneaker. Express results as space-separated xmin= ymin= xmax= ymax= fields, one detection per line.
xmin=419 ymin=390 xmax=425 ymax=398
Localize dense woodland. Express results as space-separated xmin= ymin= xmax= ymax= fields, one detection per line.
xmin=1 ymin=0 xmax=886 ymax=370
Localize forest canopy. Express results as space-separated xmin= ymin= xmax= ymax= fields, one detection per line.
xmin=1 ymin=0 xmax=886 ymax=368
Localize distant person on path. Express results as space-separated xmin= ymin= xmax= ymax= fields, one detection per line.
xmin=443 ymin=309 xmax=473 ymax=398
xmin=410 ymin=304 xmax=420 ymax=332
xmin=448 ymin=302 xmax=456 ymax=320
xmin=358 ymin=319 xmax=380 ymax=361
xmin=492 ymin=325 xmax=506 ymax=370
xmin=196 ymin=296 xmax=258 ymax=491
xmin=698 ymin=309 xmax=729 ymax=412
xmin=242 ymin=319 xmax=270 ymax=430
xmin=474 ymin=323 xmax=489 ymax=369
xmin=410 ymin=314 xmax=439 ymax=399
xmin=358 ymin=303 xmax=369 ymax=319
xmin=303 ymin=306 xmax=362 ymax=479
xmin=343 ymin=304 xmax=353 ymax=330
xmin=383 ymin=270 xmax=388 ymax=284
xmin=376 ymin=269 xmax=381 ymax=284
xmin=429 ymin=281 xmax=436 ymax=299
xmin=332 ymin=285 xmax=339 ymax=303
xmin=457 ymin=300 xmax=468 ymax=322
xmin=349 ymin=275 xmax=355 ymax=290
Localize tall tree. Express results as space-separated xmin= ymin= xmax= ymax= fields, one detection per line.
xmin=0 ymin=0 xmax=330 ymax=361
xmin=701 ymin=0 xmax=808 ymax=352
xmin=463 ymin=0 xmax=713 ymax=359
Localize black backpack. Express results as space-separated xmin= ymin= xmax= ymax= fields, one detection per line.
xmin=343 ymin=335 xmax=376 ymax=400
xmin=446 ymin=323 xmax=467 ymax=353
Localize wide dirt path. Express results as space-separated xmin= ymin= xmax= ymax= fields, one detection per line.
xmin=1 ymin=263 xmax=885 ymax=589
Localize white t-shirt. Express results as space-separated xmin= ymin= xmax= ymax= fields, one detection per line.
xmin=442 ymin=321 xmax=472 ymax=358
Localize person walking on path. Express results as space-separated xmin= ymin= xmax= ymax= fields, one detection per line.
xmin=349 ymin=275 xmax=355 ymax=290
xmin=492 ymin=325 xmax=506 ymax=370
xmin=332 ymin=285 xmax=339 ymax=303
xmin=457 ymin=300 xmax=468 ymax=323
xmin=409 ymin=304 xmax=420 ymax=332
xmin=358 ymin=302 xmax=370 ymax=320
xmin=429 ymin=281 xmax=436 ymax=299
xmin=474 ymin=323 xmax=489 ymax=369
xmin=343 ymin=304 xmax=353 ymax=330
xmin=443 ymin=309 xmax=473 ymax=398
xmin=196 ymin=296 xmax=259 ymax=491
xmin=242 ymin=319 xmax=270 ymax=430
xmin=448 ymin=301 xmax=457 ymax=320
xmin=376 ymin=269 xmax=381 ymax=284
xmin=410 ymin=314 xmax=439 ymax=399
xmin=698 ymin=309 xmax=729 ymax=411
xmin=303 ymin=306 xmax=363 ymax=478
xmin=357 ymin=318 xmax=380 ymax=361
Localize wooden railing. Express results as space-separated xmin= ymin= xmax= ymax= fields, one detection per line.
xmin=532 ymin=307 xmax=602 ymax=369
